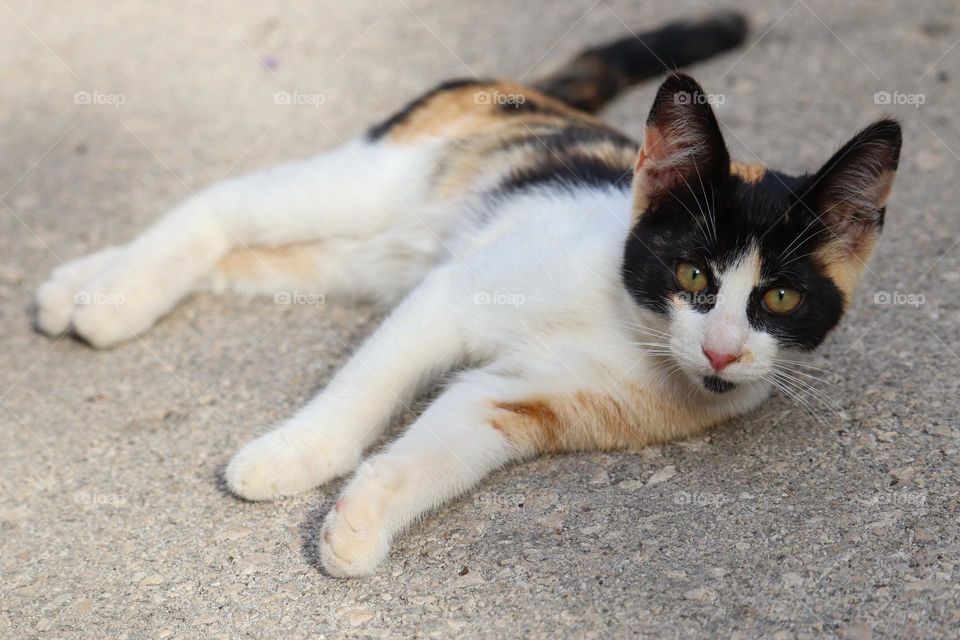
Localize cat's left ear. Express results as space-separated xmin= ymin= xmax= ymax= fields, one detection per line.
xmin=805 ymin=119 xmax=902 ymax=256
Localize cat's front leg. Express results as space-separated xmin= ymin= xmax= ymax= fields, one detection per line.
xmin=319 ymin=371 xmax=524 ymax=577
xmin=226 ymin=268 xmax=468 ymax=501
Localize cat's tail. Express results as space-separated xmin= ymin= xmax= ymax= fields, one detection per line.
xmin=533 ymin=11 xmax=748 ymax=113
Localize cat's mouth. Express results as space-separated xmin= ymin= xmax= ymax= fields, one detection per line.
xmin=702 ymin=375 xmax=736 ymax=394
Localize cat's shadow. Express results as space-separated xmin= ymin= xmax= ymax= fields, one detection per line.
xmin=299 ymin=497 xmax=334 ymax=572
xmin=213 ymin=462 xmax=342 ymax=575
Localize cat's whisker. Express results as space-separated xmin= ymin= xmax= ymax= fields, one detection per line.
xmin=779 ymin=190 xmax=864 ymax=262
xmin=772 ymin=364 xmax=838 ymax=387
xmin=679 ymin=167 xmax=709 ymax=229
xmin=765 ymin=374 xmax=828 ymax=424
xmin=772 ymin=367 xmax=832 ymax=398
xmin=769 ymin=370 xmax=839 ymax=419
xmin=667 ymin=187 xmax=712 ymax=248
xmin=621 ymin=322 xmax=672 ymax=338
xmin=689 ymin=154 xmax=718 ymax=245
xmin=625 ymin=338 xmax=672 ymax=346
xmin=780 ymin=226 xmax=834 ymax=266
xmin=621 ymin=325 xmax=675 ymax=342
xmin=772 ymin=382 xmax=836 ymax=422
xmin=771 ymin=358 xmax=833 ymax=373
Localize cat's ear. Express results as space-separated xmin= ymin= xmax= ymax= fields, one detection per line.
xmin=805 ymin=119 xmax=901 ymax=255
xmin=633 ymin=74 xmax=730 ymax=210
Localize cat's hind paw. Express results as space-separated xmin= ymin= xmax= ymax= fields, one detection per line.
xmin=34 ymin=247 xmax=124 ymax=340
xmin=319 ymin=498 xmax=390 ymax=577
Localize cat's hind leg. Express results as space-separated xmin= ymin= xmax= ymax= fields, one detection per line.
xmin=34 ymin=139 xmax=439 ymax=347
xmin=206 ymin=230 xmax=443 ymax=308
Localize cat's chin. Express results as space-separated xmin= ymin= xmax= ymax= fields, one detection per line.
xmin=702 ymin=375 xmax=737 ymax=394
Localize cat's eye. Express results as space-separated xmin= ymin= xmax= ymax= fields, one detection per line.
xmin=675 ymin=261 xmax=709 ymax=294
xmin=762 ymin=287 xmax=802 ymax=315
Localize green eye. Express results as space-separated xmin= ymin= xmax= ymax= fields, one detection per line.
xmin=675 ymin=261 xmax=709 ymax=294
xmin=763 ymin=287 xmax=802 ymax=314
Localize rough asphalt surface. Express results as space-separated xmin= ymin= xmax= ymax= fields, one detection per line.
xmin=1 ymin=1 xmax=958 ymax=637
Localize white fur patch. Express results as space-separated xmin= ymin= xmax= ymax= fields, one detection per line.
xmin=669 ymin=247 xmax=778 ymax=387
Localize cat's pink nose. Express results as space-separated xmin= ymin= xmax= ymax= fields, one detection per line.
xmin=703 ymin=348 xmax=740 ymax=372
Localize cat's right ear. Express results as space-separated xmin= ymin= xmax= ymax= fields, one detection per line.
xmin=633 ymin=74 xmax=730 ymax=212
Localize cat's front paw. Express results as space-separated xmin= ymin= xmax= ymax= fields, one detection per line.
xmin=319 ymin=498 xmax=390 ymax=577
xmin=225 ymin=428 xmax=360 ymax=501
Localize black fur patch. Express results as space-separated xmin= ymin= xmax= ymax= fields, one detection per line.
xmin=488 ymin=124 xmax=637 ymax=198
xmin=495 ymin=155 xmax=634 ymax=198
xmin=703 ymin=376 xmax=736 ymax=393
xmin=366 ymin=78 xmax=487 ymax=141
xmin=621 ymin=170 xmax=848 ymax=352
xmin=535 ymin=11 xmax=748 ymax=113
xmin=622 ymin=78 xmax=900 ymax=354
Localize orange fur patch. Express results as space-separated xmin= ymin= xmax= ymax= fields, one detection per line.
xmin=387 ymin=82 xmax=594 ymax=144
xmin=490 ymin=384 xmax=730 ymax=456
xmin=730 ymin=162 xmax=766 ymax=183
xmin=633 ymin=161 xmax=768 ymax=221
xmin=216 ymin=244 xmax=324 ymax=281
xmin=814 ymin=234 xmax=878 ymax=307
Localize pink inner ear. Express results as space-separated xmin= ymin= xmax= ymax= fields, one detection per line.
xmin=634 ymin=124 xmax=704 ymax=197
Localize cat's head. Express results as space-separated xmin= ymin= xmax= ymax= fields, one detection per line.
xmin=622 ymin=74 xmax=901 ymax=394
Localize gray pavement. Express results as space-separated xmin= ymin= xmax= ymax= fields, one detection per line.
xmin=1 ymin=0 xmax=958 ymax=637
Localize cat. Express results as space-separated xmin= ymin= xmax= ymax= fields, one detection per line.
xmin=34 ymin=11 xmax=901 ymax=577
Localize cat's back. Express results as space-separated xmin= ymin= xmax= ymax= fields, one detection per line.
xmin=367 ymin=78 xmax=639 ymax=205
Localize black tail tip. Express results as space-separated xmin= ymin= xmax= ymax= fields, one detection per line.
xmin=698 ymin=10 xmax=749 ymax=47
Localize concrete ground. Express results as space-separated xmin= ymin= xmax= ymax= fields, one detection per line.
xmin=1 ymin=0 xmax=958 ymax=637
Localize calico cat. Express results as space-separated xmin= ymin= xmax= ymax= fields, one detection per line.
xmin=35 ymin=11 xmax=901 ymax=576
